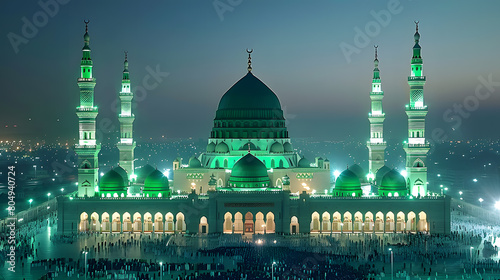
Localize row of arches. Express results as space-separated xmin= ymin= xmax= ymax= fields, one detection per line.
xmin=223 ymin=212 xmax=275 ymax=234
xmin=79 ymin=212 xmax=201 ymax=234
xmin=307 ymin=211 xmax=428 ymax=233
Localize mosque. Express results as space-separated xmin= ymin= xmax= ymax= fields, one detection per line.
xmin=57 ymin=22 xmax=451 ymax=236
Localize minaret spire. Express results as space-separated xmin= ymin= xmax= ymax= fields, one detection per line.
xmin=404 ymin=22 xmax=430 ymax=197
xmin=117 ymin=51 xmax=136 ymax=178
xmin=246 ymin=49 xmax=253 ymax=72
xmin=75 ymin=21 xmax=100 ymax=197
xmin=367 ymin=45 xmax=386 ymax=181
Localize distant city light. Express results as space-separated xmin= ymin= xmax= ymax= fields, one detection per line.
xmin=473 ymin=178 xmax=478 ymax=182
xmin=459 ymin=191 xmax=463 ymax=195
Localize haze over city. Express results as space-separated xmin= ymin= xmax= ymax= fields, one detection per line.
xmin=2 ymin=1 xmax=500 ymax=142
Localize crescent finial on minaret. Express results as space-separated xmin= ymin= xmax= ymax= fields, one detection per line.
xmin=414 ymin=20 xmax=419 ymax=32
xmin=124 ymin=51 xmax=128 ymax=61
xmin=374 ymin=45 xmax=378 ymax=60
xmin=246 ymin=48 xmax=253 ymax=72
xmin=84 ymin=20 xmax=90 ymax=32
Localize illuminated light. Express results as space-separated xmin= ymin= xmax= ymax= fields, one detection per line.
xmin=366 ymin=173 xmax=375 ymax=181
xmin=18 ymin=218 xmax=23 ymax=222
xmin=225 ymin=169 xmax=231 ymax=173
xmin=352 ymin=192 xmax=356 ymax=197
xmin=479 ymin=198 xmax=484 ymax=203
xmin=162 ymin=169 xmax=170 ymax=177
xmin=394 ymin=192 xmax=399 ymax=197
xmin=415 ymin=101 xmax=424 ymax=108
xmin=130 ymin=174 xmax=137 ymax=181
xmin=495 ymin=201 xmax=500 ymax=210
xmin=75 ymin=182 xmax=78 ymax=186
xmin=333 ymin=170 xmax=341 ymax=179
xmin=459 ymin=191 xmax=463 ymax=195
xmin=69 ymin=197 xmax=74 ymax=200
xmin=100 ymin=172 xmax=104 ymax=176
xmin=473 ymin=178 xmax=478 ymax=182
xmin=400 ymin=170 xmax=407 ymax=178
xmin=388 ymin=193 xmax=392 ymax=197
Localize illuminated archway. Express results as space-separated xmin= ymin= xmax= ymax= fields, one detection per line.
xmin=310 ymin=212 xmax=320 ymax=233
xmin=101 ymin=212 xmax=110 ymax=233
xmin=165 ymin=212 xmax=174 ymax=233
xmin=90 ymin=212 xmax=100 ymax=232
xmin=143 ymin=212 xmax=153 ymax=233
xmin=255 ymin=212 xmax=265 ymax=234
xmin=266 ymin=212 xmax=275 ymax=233
xmin=364 ymin=212 xmax=374 ymax=232
xmin=176 ymin=212 xmax=186 ymax=232
xmin=112 ymin=212 xmax=121 ymax=233
xmin=290 ymin=216 xmax=299 ymax=234
xmin=79 ymin=212 xmax=89 ymax=232
xmin=133 ymin=212 xmax=142 ymax=233
xmin=353 ymin=211 xmax=363 ymax=233
xmin=154 ymin=212 xmax=164 ymax=233
xmin=123 ymin=212 xmax=132 ymax=232
xmin=343 ymin=212 xmax=352 ymax=233
xmin=407 ymin=211 xmax=416 ymax=232
xmin=223 ymin=212 xmax=233 ymax=234
xmin=244 ymin=212 xmax=254 ymax=234
xmin=332 ymin=212 xmax=341 ymax=232
xmin=385 ymin=212 xmax=395 ymax=232
xmin=374 ymin=211 xmax=384 ymax=233
xmin=396 ymin=212 xmax=405 ymax=232
xmin=418 ymin=211 xmax=428 ymax=232
xmin=199 ymin=216 xmax=209 ymax=234
xmin=322 ymin=212 xmax=331 ymax=233
xmin=234 ymin=212 xmax=243 ymax=233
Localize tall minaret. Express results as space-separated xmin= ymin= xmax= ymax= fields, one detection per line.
xmin=403 ymin=21 xmax=430 ymax=197
xmin=367 ymin=45 xmax=387 ymax=180
xmin=75 ymin=20 xmax=100 ymax=197
xmin=116 ymin=52 xmax=136 ymax=177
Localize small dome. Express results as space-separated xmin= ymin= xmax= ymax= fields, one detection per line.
xmin=380 ymin=169 xmax=406 ymax=193
xmin=375 ymin=165 xmax=391 ymax=185
xmin=228 ymin=153 xmax=271 ymax=189
xmin=188 ymin=156 xmax=202 ymax=168
xmin=206 ymin=142 xmax=216 ymax=153
xmin=240 ymin=142 xmax=258 ymax=151
xmin=283 ymin=142 xmax=293 ymax=152
xmin=100 ymin=170 xmax=126 ymax=192
xmin=215 ymin=142 xmax=229 ymax=153
xmin=348 ymin=164 xmax=366 ymax=182
xmin=217 ymin=72 xmax=282 ymax=110
xmin=298 ymin=157 xmax=311 ymax=168
xmin=334 ymin=169 xmax=362 ymax=196
xmin=144 ymin=169 xmax=169 ymax=191
xmin=113 ymin=166 xmax=129 ymax=185
xmin=135 ymin=164 xmax=155 ymax=184
xmin=270 ymin=142 xmax=284 ymax=153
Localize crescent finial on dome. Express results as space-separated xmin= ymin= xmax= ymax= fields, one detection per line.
xmin=246 ymin=49 xmax=253 ymax=72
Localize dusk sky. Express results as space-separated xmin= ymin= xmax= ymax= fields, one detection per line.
xmin=2 ymin=1 xmax=500 ymax=142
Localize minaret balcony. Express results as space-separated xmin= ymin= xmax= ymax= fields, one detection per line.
xmin=77 ymin=106 xmax=98 ymax=112
xmin=406 ymin=143 xmax=430 ymax=148
xmin=408 ymin=76 xmax=426 ymax=81
xmin=78 ymin=78 xmax=95 ymax=82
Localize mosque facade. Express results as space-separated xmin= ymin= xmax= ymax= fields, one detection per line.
xmin=57 ymin=22 xmax=451 ymax=236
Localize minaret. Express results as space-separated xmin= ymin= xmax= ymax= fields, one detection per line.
xmin=116 ymin=51 xmax=136 ymax=177
xmin=75 ymin=20 xmax=100 ymax=197
xmin=403 ymin=21 xmax=430 ymax=197
xmin=367 ymin=45 xmax=386 ymax=180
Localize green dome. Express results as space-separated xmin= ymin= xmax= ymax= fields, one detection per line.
xmin=228 ymin=153 xmax=271 ymax=189
xmin=113 ymin=166 xmax=129 ymax=185
xmin=334 ymin=169 xmax=362 ymax=197
xmin=135 ymin=164 xmax=155 ymax=184
xmin=218 ymin=72 xmax=281 ymax=110
xmin=270 ymin=142 xmax=284 ymax=153
xmin=348 ymin=164 xmax=366 ymax=182
xmin=215 ymin=142 xmax=229 ymax=153
xmin=100 ymin=170 xmax=126 ymax=192
xmin=283 ymin=142 xmax=293 ymax=152
xmin=144 ymin=169 xmax=170 ymax=191
xmin=298 ymin=157 xmax=311 ymax=168
xmin=379 ymin=169 xmax=407 ymax=195
xmin=375 ymin=165 xmax=391 ymax=185
xmin=206 ymin=142 xmax=216 ymax=152
xmin=188 ymin=156 xmax=202 ymax=168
